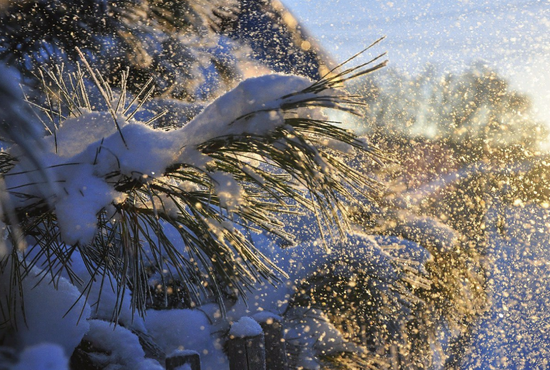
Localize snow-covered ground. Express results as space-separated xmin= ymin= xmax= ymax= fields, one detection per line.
xmin=282 ymin=1 xmax=550 ymax=365
xmin=283 ymin=0 xmax=550 ymax=135
xmin=461 ymin=202 xmax=550 ymax=368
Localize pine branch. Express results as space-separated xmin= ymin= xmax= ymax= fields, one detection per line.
xmin=1 ymin=47 xmax=389 ymax=321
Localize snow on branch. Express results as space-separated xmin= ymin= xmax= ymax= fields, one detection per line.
xmin=1 ymin=51 xmax=387 ymax=316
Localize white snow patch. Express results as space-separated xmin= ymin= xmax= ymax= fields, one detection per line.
xmin=251 ymin=311 xmax=282 ymax=324
xmin=46 ymin=111 xmax=117 ymax=158
xmin=229 ymin=316 xmax=263 ymax=338
xmin=54 ymin=164 xmax=124 ymax=245
xmin=144 ymin=309 xmax=228 ymax=370
xmin=168 ymin=349 xmax=200 ymax=358
xmin=83 ymin=320 xmax=161 ymax=369
xmin=320 ymin=137 xmax=355 ymax=154
xmin=241 ymin=165 xmax=266 ymax=185
xmin=179 ymin=74 xmax=312 ymax=145
xmin=19 ymin=248 xmax=147 ymax=332
xmin=211 ymin=172 xmax=244 ymax=210
xmin=0 ymin=267 xmax=90 ymax=357
xmin=10 ymin=343 xmax=69 ymax=370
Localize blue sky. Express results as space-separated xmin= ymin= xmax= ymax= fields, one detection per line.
xmin=282 ymin=0 xmax=550 ymax=127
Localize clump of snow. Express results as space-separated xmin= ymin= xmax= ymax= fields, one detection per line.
xmin=144 ymin=309 xmax=228 ymax=370
xmin=46 ymin=111 xmax=118 ymax=158
xmin=93 ymin=120 xmax=184 ymax=178
xmin=229 ymin=316 xmax=263 ymax=338
xmin=21 ymin=247 xmax=146 ymax=332
xmin=10 ymin=343 xmax=69 ymax=370
xmin=251 ymin=311 xmax=282 ymax=324
xmin=168 ymin=349 xmax=200 ymax=358
xmin=83 ymin=320 xmax=162 ymax=369
xmin=214 ymin=226 xmax=437 ymax=366
xmin=0 ymin=266 xmax=90 ymax=357
xmin=320 ymin=137 xmax=355 ymax=154
xmin=177 ymin=74 xmax=312 ymax=146
xmin=166 ymin=349 xmax=200 ymax=370
xmin=54 ymin=164 xmax=124 ymax=245
xmin=210 ymin=172 xmax=244 ymax=210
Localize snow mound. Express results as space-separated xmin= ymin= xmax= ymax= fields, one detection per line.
xmin=83 ymin=320 xmax=163 ymax=369
xmin=144 ymin=309 xmax=228 ymax=370
xmin=10 ymin=343 xmax=69 ymax=370
xmin=229 ymin=316 xmax=263 ymax=338
xmin=0 ymin=266 xmax=90 ymax=357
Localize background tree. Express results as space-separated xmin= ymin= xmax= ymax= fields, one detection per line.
xmin=353 ymin=64 xmax=547 ymax=170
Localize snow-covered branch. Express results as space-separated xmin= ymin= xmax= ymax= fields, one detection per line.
xmin=2 ymin=56 xmax=387 ymax=316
